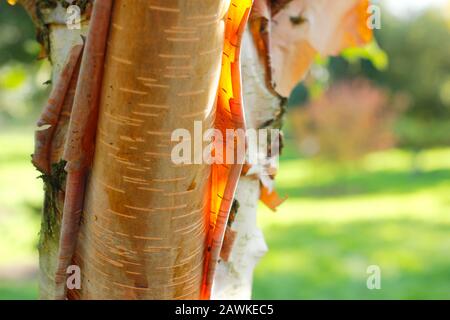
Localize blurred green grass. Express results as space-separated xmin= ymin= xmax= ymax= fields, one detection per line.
xmin=0 ymin=130 xmax=449 ymax=299
xmin=0 ymin=280 xmax=38 ymax=300
xmin=254 ymin=144 xmax=450 ymax=299
xmin=0 ymin=129 xmax=41 ymax=300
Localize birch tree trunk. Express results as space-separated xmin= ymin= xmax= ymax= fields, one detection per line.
xmin=71 ymin=0 xmax=232 ymax=300
xmin=22 ymin=0 xmax=252 ymax=300
xmin=18 ymin=0 xmax=371 ymax=300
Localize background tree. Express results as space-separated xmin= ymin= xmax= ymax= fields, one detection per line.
xmin=326 ymin=9 xmax=450 ymax=150
xmin=0 ymin=0 xmax=48 ymax=126
xmin=291 ymin=79 xmax=395 ymax=165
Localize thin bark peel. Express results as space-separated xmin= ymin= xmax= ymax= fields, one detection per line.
xmin=24 ymin=5 xmax=89 ymax=299
xmin=33 ymin=44 xmax=83 ymax=175
xmin=270 ymin=0 xmax=373 ymax=96
xmin=54 ymin=0 xmax=113 ymax=300
xmin=212 ymin=26 xmax=281 ymax=299
xmin=201 ymin=0 xmax=253 ymax=299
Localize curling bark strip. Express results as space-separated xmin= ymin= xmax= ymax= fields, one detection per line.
xmin=32 ymin=44 xmax=84 ymax=175
xmin=201 ymin=0 xmax=253 ymax=300
xmin=55 ymin=0 xmax=113 ymax=300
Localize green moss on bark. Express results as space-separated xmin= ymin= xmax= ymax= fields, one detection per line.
xmin=38 ymin=160 xmax=66 ymax=249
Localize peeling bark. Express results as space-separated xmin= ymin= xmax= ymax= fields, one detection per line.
xmin=54 ymin=0 xmax=113 ymax=299
xmin=212 ymin=26 xmax=282 ymax=300
xmin=212 ymin=0 xmax=373 ymax=298
xmin=28 ymin=1 xmax=90 ymax=301
xmin=33 ymin=44 xmax=83 ymax=175
xmin=20 ymin=0 xmax=373 ymax=300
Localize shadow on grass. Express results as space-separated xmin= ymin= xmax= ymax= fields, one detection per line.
xmin=253 ymin=218 xmax=450 ymax=299
xmin=279 ymin=169 xmax=450 ymax=198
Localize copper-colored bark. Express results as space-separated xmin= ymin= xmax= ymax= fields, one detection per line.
xmin=219 ymin=227 xmax=237 ymax=262
xmin=32 ymin=45 xmax=83 ymax=175
xmin=71 ymin=0 xmax=230 ymax=299
xmin=249 ymin=0 xmax=278 ymax=96
xmin=64 ymin=0 xmax=114 ymax=171
xmin=55 ymin=0 xmax=114 ymax=300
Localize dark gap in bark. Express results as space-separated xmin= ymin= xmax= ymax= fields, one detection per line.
xmin=290 ymin=14 xmax=307 ymax=25
xmin=227 ymin=199 xmax=240 ymax=227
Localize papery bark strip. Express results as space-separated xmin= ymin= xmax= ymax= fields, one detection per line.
xmin=54 ymin=0 xmax=113 ymax=300
xmin=32 ymin=44 xmax=84 ymax=175
xmin=201 ymin=0 xmax=253 ymax=300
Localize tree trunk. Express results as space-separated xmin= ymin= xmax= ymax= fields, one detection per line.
xmin=18 ymin=0 xmax=371 ymax=300
xmin=71 ymin=0 xmax=233 ymax=300
xmin=26 ymin=0 xmax=253 ymax=300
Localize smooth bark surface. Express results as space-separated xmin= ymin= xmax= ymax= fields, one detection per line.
xmin=72 ymin=0 xmax=229 ymax=299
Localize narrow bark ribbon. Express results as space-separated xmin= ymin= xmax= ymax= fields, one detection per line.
xmin=201 ymin=0 xmax=253 ymax=300
xmin=54 ymin=0 xmax=113 ymax=300
xmin=32 ymin=45 xmax=83 ymax=175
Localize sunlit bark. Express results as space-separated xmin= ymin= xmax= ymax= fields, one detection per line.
xmin=19 ymin=0 xmax=372 ymax=300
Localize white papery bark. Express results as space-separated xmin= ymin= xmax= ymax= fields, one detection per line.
xmin=212 ymin=178 xmax=267 ymax=299
xmin=212 ymin=27 xmax=282 ymax=300
xmin=40 ymin=4 xmax=89 ymax=77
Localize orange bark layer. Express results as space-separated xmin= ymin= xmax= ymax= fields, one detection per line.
xmin=71 ymin=0 xmax=229 ymax=300
xmin=201 ymin=0 xmax=253 ymax=299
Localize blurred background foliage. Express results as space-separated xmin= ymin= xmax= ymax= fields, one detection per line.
xmin=289 ymin=8 xmax=450 ymax=154
xmin=0 ymin=1 xmax=449 ymax=299
xmin=0 ymin=0 xmax=50 ymax=128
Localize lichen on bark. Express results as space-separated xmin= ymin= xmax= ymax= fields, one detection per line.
xmin=37 ymin=160 xmax=66 ymax=299
xmin=38 ymin=160 xmax=66 ymax=242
